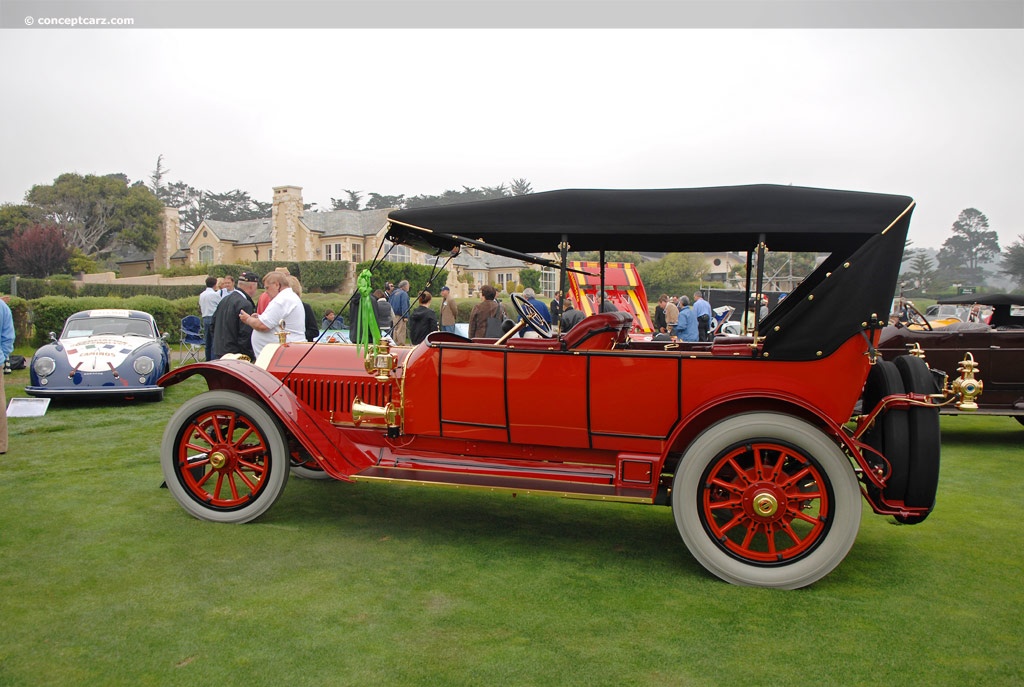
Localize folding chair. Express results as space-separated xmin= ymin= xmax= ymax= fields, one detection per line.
xmin=179 ymin=315 xmax=205 ymax=366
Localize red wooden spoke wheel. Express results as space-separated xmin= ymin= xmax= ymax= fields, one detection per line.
xmin=700 ymin=441 xmax=830 ymax=564
xmin=673 ymin=413 xmax=861 ymax=589
xmin=161 ymin=391 xmax=289 ymax=523
xmin=177 ymin=409 xmax=271 ymax=508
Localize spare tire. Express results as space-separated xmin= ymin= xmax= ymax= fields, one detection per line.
xmin=893 ymin=355 xmax=941 ymax=524
xmin=860 ymin=360 xmax=909 ymax=501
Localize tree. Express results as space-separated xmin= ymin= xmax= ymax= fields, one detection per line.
xmin=763 ymin=251 xmax=818 ymax=289
xmin=1001 ymin=235 xmax=1024 ymax=289
xmin=0 ymin=203 xmax=43 ymax=233
xmin=0 ymin=203 xmax=45 ymax=272
xmin=331 ymin=190 xmax=363 ymax=211
xmin=637 ymin=253 xmax=707 ymax=296
xmin=569 ymin=250 xmax=645 ymax=264
xmin=156 ymin=180 xmax=204 ymax=233
xmin=26 ymin=173 xmax=162 ymax=256
xmin=150 ymin=153 xmax=170 ymax=199
xmin=510 ymin=178 xmax=533 ymax=196
xmin=904 ymin=250 xmax=937 ymax=294
xmin=115 ymin=182 xmax=164 ymax=252
xmin=365 ymin=193 xmax=406 ymax=210
xmin=150 ymin=157 xmax=276 ymax=233
xmin=4 ymin=224 xmax=71 ymax=277
xmin=936 ymin=208 xmax=1000 ymax=286
xmin=519 ymin=268 xmax=541 ymax=291
xmin=68 ymin=247 xmax=100 ymax=275
xmin=203 ymin=189 xmax=270 ymax=222
xmin=405 ymin=183 xmax=521 ymax=209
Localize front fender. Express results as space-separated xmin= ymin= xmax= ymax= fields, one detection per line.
xmin=160 ymin=361 xmax=375 ymax=479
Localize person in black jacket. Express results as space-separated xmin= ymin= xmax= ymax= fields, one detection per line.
xmin=408 ymin=291 xmax=439 ymax=344
xmin=560 ymin=301 xmax=585 ymax=331
xmin=374 ymin=289 xmax=394 ymax=336
xmin=211 ymin=271 xmax=259 ymax=359
xmin=287 ymin=276 xmax=319 ymax=342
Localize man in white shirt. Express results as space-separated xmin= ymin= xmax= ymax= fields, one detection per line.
xmin=198 ymin=276 xmax=222 ymax=360
xmin=239 ymin=271 xmax=306 ymax=357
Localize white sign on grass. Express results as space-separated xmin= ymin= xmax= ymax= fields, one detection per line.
xmin=7 ymin=398 xmax=50 ymax=417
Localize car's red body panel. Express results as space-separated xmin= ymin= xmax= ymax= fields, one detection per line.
xmin=162 ymin=329 xmax=873 ymax=500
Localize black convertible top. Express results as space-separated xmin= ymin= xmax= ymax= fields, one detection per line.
xmin=386 ymin=185 xmax=916 ymax=361
xmin=938 ymin=293 xmax=1024 ymax=328
xmin=938 ymin=294 xmax=1024 ymax=307
xmin=387 ymin=185 xmax=914 ymax=255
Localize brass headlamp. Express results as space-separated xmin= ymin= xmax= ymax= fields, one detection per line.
xmin=364 ymin=340 xmax=398 ymax=382
xmin=951 ymin=352 xmax=983 ymax=411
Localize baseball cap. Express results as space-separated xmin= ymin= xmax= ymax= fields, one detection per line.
xmin=238 ymin=271 xmax=259 ymax=283
xmin=441 ymin=286 xmax=450 ymax=292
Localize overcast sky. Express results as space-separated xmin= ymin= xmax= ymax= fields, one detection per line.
xmin=0 ymin=28 xmax=1020 ymax=250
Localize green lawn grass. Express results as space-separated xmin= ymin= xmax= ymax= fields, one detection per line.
xmin=1 ymin=358 xmax=1021 ymax=687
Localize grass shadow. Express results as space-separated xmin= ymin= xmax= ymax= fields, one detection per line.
xmin=271 ymin=477 xmax=700 ymax=576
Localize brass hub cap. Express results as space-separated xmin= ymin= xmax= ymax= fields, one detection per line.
xmin=209 ymin=451 xmax=227 ymax=470
xmin=752 ymin=490 xmax=779 ymax=517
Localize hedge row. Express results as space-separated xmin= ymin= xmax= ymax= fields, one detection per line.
xmin=247 ymin=261 xmax=349 ymax=292
xmin=1 ymin=259 xmax=351 ymax=301
xmin=1 ymin=276 xmax=77 ymax=300
xmin=78 ymin=283 xmax=207 ymax=300
xmin=353 ymin=261 xmax=449 ymax=299
xmin=175 ymin=261 xmax=349 ymax=293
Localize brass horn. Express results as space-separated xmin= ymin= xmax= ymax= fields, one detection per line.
xmin=351 ymin=397 xmax=399 ymax=426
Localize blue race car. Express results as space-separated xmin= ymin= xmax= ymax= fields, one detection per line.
xmin=27 ymin=309 xmax=171 ymax=401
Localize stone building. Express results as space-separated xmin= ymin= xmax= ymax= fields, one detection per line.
xmin=189 ymin=186 xmax=391 ymax=277
xmin=116 ymin=185 xmax=545 ymax=295
xmin=126 ymin=184 xmax=539 ymax=296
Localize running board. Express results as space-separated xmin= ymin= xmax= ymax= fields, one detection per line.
xmin=352 ymin=466 xmax=655 ymax=503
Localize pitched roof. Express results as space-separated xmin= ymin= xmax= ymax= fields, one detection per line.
xmin=453 ymin=250 xmax=528 ymax=271
xmin=199 ymin=208 xmax=392 ymax=245
xmin=304 ymin=208 xmax=391 ymax=238
xmin=203 ymin=218 xmax=272 ymax=245
xmin=114 ymin=246 xmax=153 ymax=265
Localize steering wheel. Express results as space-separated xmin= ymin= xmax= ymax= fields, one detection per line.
xmin=904 ymin=301 xmax=933 ymax=331
xmin=509 ymin=293 xmax=553 ymax=338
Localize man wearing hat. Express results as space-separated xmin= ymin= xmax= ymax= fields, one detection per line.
xmin=439 ymin=285 xmax=457 ymax=333
xmin=212 ymin=272 xmax=259 ymax=360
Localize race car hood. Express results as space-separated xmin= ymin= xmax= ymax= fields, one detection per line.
xmin=60 ymin=336 xmax=152 ymax=370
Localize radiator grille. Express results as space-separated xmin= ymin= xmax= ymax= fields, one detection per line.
xmin=284 ymin=376 xmax=392 ymax=415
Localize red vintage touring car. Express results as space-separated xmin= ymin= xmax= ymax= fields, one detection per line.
xmin=159 ymin=185 xmax=975 ymax=588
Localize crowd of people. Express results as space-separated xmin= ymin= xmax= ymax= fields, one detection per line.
xmin=202 ymin=269 xmax=321 ymax=360
xmin=654 ymin=292 xmax=714 ymax=342
xmin=198 ymin=274 xmax=739 ymax=360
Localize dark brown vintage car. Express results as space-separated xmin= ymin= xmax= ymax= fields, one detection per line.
xmin=878 ymin=294 xmax=1024 ymax=426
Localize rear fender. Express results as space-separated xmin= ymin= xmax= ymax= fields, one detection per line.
xmin=667 ymin=393 xmax=861 ymax=473
xmin=159 ymin=361 xmax=375 ymax=479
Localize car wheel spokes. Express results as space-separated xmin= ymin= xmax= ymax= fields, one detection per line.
xmin=702 ymin=442 xmax=829 ymax=564
xmin=177 ymin=409 xmax=270 ymax=508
